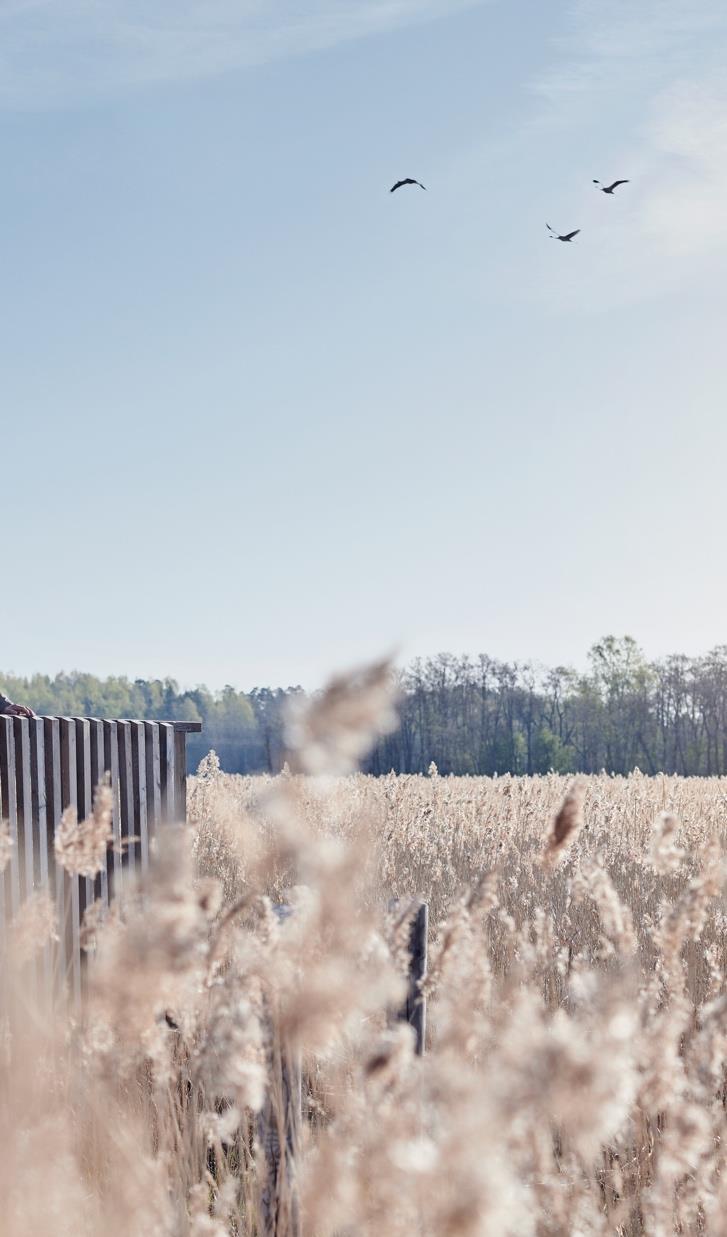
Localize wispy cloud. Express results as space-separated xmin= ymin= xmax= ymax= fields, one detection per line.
xmin=521 ymin=1 xmax=727 ymax=308
xmin=640 ymin=78 xmax=727 ymax=259
xmin=0 ymin=0 xmax=490 ymax=107
xmin=536 ymin=0 xmax=727 ymax=108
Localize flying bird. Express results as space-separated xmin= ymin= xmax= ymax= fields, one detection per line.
xmin=546 ymin=224 xmax=580 ymax=242
xmin=593 ymin=179 xmax=629 ymax=194
xmin=390 ymin=178 xmax=427 ymax=193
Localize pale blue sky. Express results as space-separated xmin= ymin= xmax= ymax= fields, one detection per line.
xmin=3 ymin=0 xmax=727 ymax=689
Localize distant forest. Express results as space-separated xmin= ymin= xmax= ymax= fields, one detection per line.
xmin=5 ymin=636 xmax=727 ymax=776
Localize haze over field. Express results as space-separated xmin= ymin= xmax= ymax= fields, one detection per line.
xmin=3 ymin=0 xmax=727 ymax=685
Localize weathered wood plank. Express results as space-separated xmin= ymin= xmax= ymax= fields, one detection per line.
xmin=45 ymin=717 xmax=65 ymax=987
xmin=59 ymin=718 xmax=81 ymax=1005
xmin=130 ymin=721 xmax=149 ymax=873
xmin=389 ymin=899 xmax=428 ymax=1055
xmin=103 ymin=721 xmax=122 ymax=900
xmin=174 ymin=728 xmax=187 ymax=824
xmin=13 ymin=719 xmax=34 ymax=907
xmin=0 ymin=717 xmax=21 ymax=916
xmin=0 ymin=718 xmax=9 ymax=991
xmin=30 ymin=719 xmax=47 ymax=888
xmin=14 ymin=721 xmax=35 ymax=996
xmin=30 ymin=718 xmax=52 ymax=993
xmin=75 ymin=718 xmax=94 ymax=924
xmin=160 ymin=723 xmax=175 ymax=823
xmin=255 ymin=904 xmax=302 ymax=1237
xmin=89 ymin=719 xmax=109 ymax=908
xmin=256 ymin=1037 xmax=302 ymax=1237
xmin=144 ymin=721 xmax=162 ymax=841
xmin=117 ymin=722 xmax=135 ymax=875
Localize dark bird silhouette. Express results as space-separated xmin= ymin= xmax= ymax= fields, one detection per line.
xmin=390 ymin=178 xmax=427 ymax=193
xmin=546 ymin=223 xmax=581 ymax=242
xmin=593 ymin=179 xmax=629 ymax=194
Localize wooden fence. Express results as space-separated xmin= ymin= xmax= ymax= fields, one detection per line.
xmin=1 ymin=718 xmax=429 ymax=1237
xmin=0 ymin=715 xmax=201 ymax=1001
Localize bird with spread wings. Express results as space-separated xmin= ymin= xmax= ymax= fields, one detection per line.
xmin=593 ymin=179 xmax=629 ymax=194
xmin=546 ymin=224 xmax=581 ymax=242
xmin=390 ymin=178 xmax=427 ymax=193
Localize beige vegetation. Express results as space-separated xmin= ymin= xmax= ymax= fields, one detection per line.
xmin=4 ymin=663 xmax=727 ymax=1234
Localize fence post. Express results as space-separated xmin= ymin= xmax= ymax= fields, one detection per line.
xmin=256 ymin=904 xmax=302 ymax=1237
xmin=256 ymin=1032 xmax=302 ymax=1237
xmin=390 ymin=899 xmax=428 ymax=1055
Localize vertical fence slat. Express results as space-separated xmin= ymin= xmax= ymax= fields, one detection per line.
xmin=406 ymin=902 xmax=428 ymax=1055
xmin=117 ymin=722 xmax=135 ymax=875
xmin=159 ymin=723 xmax=173 ymax=823
xmin=0 ymin=719 xmax=6 ymax=991
xmin=258 ymin=904 xmax=302 ymax=1237
xmin=123 ymin=720 xmax=135 ymax=874
xmin=13 ymin=720 xmax=39 ymax=998
xmin=75 ymin=719 xmax=92 ymax=816
xmin=90 ymin=719 xmax=109 ymax=909
xmin=75 ymin=718 xmax=94 ymax=928
xmin=15 ymin=720 xmax=35 ymax=997
xmin=45 ymin=718 xmax=65 ymax=991
xmin=389 ymin=899 xmax=429 ymax=1056
xmin=139 ymin=724 xmax=149 ymax=869
xmin=30 ymin=719 xmax=47 ymax=887
xmin=13 ymin=719 xmax=34 ymax=907
xmin=59 ymin=718 xmax=81 ymax=1006
xmin=10 ymin=720 xmax=31 ymax=918
xmin=144 ymin=722 xmax=161 ymax=841
xmin=30 ymin=719 xmax=52 ymax=995
xmin=0 ymin=717 xmax=21 ymax=916
xmin=0 ymin=717 xmax=10 ymax=821
xmin=130 ymin=721 xmax=149 ymax=873
xmin=103 ymin=721 xmax=122 ymax=901
xmin=0 ymin=717 xmax=9 ymax=930
xmin=174 ymin=729 xmax=187 ymax=824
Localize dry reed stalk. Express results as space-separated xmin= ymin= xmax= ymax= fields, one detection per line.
xmin=284 ymin=658 xmax=398 ymax=776
xmin=9 ymin=889 xmax=58 ymax=964
xmin=54 ymin=772 xmax=113 ymax=878
xmin=6 ymin=694 xmax=727 ymax=1236
xmin=649 ymin=811 xmax=685 ymax=875
xmin=543 ymin=776 xmax=586 ymax=867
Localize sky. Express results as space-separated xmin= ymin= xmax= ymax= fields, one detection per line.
xmin=3 ymin=0 xmax=727 ymax=690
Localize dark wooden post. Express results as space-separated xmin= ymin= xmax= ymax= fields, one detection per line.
xmin=45 ymin=717 xmax=65 ymax=987
xmin=0 ymin=717 xmax=20 ymax=916
xmin=391 ymin=899 xmax=429 ymax=1055
xmin=59 ymin=717 xmax=82 ymax=1004
xmin=88 ymin=719 xmax=109 ymax=909
xmin=256 ymin=904 xmax=302 ymax=1237
xmin=256 ymin=1034 xmax=302 ymax=1237
xmin=174 ymin=728 xmax=188 ymax=823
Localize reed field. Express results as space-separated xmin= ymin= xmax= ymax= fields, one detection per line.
xmin=5 ymin=663 xmax=727 ymax=1235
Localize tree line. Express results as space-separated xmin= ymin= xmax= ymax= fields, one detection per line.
xmin=5 ymin=636 xmax=727 ymax=775
xmin=0 ymin=670 xmax=298 ymax=775
xmin=370 ymin=636 xmax=727 ymax=776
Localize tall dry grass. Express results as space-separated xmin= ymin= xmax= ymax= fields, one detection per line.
xmin=4 ymin=665 xmax=727 ymax=1234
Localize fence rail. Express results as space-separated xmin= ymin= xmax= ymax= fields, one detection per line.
xmin=0 ymin=715 xmax=201 ymax=1000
